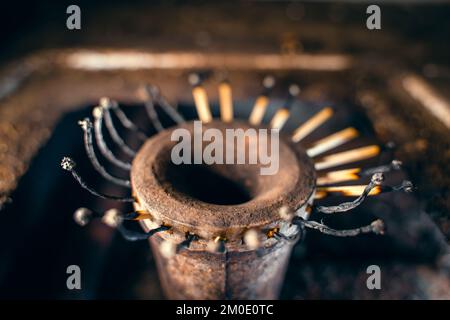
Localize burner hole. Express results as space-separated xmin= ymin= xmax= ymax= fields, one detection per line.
xmin=164 ymin=163 xmax=253 ymax=205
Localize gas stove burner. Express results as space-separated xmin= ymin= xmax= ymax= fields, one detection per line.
xmin=59 ymin=73 xmax=413 ymax=299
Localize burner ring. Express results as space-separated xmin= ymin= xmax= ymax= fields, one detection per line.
xmin=131 ymin=119 xmax=316 ymax=246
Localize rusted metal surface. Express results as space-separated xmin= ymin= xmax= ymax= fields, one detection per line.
xmin=150 ymin=235 xmax=296 ymax=299
xmin=132 ymin=120 xmax=315 ymax=240
xmin=132 ymin=120 xmax=314 ymax=299
xmin=0 ymin=3 xmax=449 ymax=298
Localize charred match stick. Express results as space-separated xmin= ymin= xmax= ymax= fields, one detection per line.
xmin=92 ymin=106 xmax=132 ymax=170
xmin=100 ymin=97 xmax=148 ymax=141
xmin=249 ymin=76 xmax=275 ymax=125
xmin=316 ymin=173 xmax=384 ymax=213
xmin=190 ymin=73 xmax=212 ymax=123
xmin=314 ymin=145 xmax=380 ymax=171
xmin=315 ymin=179 xmax=413 ymax=199
xmin=176 ymin=233 xmax=199 ymax=253
xmin=78 ymin=118 xmax=130 ymax=188
xmin=292 ymin=107 xmax=334 ymax=143
xmin=140 ymin=85 xmax=165 ymax=132
xmin=117 ymin=224 xmax=170 ymax=241
xmin=297 ymin=218 xmax=385 ymax=237
xmin=307 ymin=127 xmax=359 ymax=158
xmin=102 ymin=105 xmax=137 ymax=156
xmin=219 ymin=80 xmax=233 ymax=122
xmin=60 ymin=157 xmax=134 ymax=202
xmin=101 ymin=208 xmax=171 ymax=241
xmin=142 ymin=84 xmax=185 ymax=124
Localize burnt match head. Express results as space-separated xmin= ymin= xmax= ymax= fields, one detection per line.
xmin=92 ymin=106 xmax=104 ymax=119
xmin=262 ymin=75 xmax=275 ymax=89
xmin=371 ymin=172 xmax=384 ymax=185
xmin=78 ymin=118 xmax=92 ymax=130
xmin=371 ymin=219 xmax=385 ymax=235
xmin=61 ymin=157 xmax=76 ymax=171
xmin=391 ymin=159 xmax=402 ymax=170
xmin=102 ymin=208 xmax=123 ymax=227
xmin=288 ymin=84 xmax=301 ymax=97
xmin=401 ymin=180 xmax=414 ymax=193
xmin=73 ymin=207 xmax=93 ymax=226
xmin=99 ymin=97 xmax=112 ymax=108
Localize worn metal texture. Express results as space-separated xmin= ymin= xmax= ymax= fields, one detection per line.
xmin=132 ymin=120 xmax=315 ymax=241
xmin=133 ymin=120 xmax=314 ymax=299
xmin=0 ymin=2 xmax=449 ymax=299
xmin=150 ymin=234 xmax=296 ymax=300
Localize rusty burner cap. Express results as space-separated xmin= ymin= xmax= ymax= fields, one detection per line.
xmin=131 ymin=120 xmax=316 ymax=247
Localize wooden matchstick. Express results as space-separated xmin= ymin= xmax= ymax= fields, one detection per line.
xmin=248 ymin=76 xmax=275 ymax=125
xmin=315 ymin=185 xmax=381 ymax=199
xmin=291 ymin=107 xmax=333 ymax=143
xmin=314 ymin=145 xmax=380 ymax=171
xmin=249 ymin=95 xmax=269 ymax=125
xmin=219 ymin=81 xmax=234 ymax=122
xmin=306 ymin=128 xmax=358 ymax=158
xmin=317 ymin=160 xmax=403 ymax=185
xmin=270 ymin=108 xmax=290 ymax=130
xmin=317 ymin=168 xmax=361 ymax=185
xmin=192 ymin=85 xmax=213 ymax=123
xmin=307 ymin=127 xmax=359 ymax=157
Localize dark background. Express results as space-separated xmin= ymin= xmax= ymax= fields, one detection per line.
xmin=1 ymin=1 xmax=450 ymax=64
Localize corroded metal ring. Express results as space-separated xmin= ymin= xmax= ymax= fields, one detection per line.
xmin=131 ymin=119 xmax=316 ymax=299
xmin=131 ymin=119 xmax=316 ymax=246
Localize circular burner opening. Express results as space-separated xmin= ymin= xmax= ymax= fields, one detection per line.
xmin=164 ymin=163 xmax=253 ymax=205
xmin=153 ymin=121 xmax=286 ymax=206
